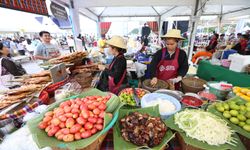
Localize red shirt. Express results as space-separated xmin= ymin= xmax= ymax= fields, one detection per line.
xmin=240 ymin=39 xmax=248 ymax=51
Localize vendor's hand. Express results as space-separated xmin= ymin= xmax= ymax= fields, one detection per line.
xmin=151 ymin=77 xmax=158 ymax=86
xmin=98 ymin=65 xmax=106 ymax=71
xmin=169 ymin=76 xmax=182 ymax=84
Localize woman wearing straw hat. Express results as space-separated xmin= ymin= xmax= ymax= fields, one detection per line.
xmin=149 ymin=29 xmax=189 ymax=90
xmin=97 ymin=35 xmax=128 ymax=94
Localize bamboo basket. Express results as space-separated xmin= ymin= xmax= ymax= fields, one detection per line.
xmin=74 ymin=73 xmax=93 ymax=89
xmin=181 ymin=77 xmax=206 ymax=93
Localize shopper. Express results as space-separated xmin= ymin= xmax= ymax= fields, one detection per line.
xmin=67 ymin=36 xmax=75 ymax=53
xmin=149 ymin=29 xmax=188 ymax=90
xmin=206 ymin=33 xmax=219 ymax=53
xmin=16 ymin=40 xmax=26 ymax=55
xmin=97 ymin=35 xmax=128 ymax=94
xmin=0 ymin=42 xmax=26 ymax=77
xmin=232 ymin=34 xmax=249 ymax=55
xmin=34 ymin=31 xmax=60 ymax=61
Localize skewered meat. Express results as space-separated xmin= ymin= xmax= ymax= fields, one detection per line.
xmin=120 ymin=112 xmax=167 ymax=147
xmin=49 ymin=51 xmax=88 ymax=64
xmin=24 ymin=76 xmax=51 ymax=84
xmin=7 ymin=84 xmax=43 ymax=95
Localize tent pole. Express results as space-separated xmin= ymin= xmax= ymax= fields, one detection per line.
xmin=158 ymin=16 xmax=162 ymax=41
xmin=187 ymin=0 xmax=204 ymax=61
xmin=69 ymin=0 xmax=83 ymax=50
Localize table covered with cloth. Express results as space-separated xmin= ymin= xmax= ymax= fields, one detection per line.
xmin=197 ymin=60 xmax=250 ymax=87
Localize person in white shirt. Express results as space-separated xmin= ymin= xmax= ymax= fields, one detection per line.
xmin=67 ymin=36 xmax=75 ymax=53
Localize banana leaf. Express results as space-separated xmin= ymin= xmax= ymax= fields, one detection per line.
xmin=113 ymin=105 xmax=175 ymax=150
xmin=164 ymin=109 xmax=246 ymax=150
xmin=207 ymin=96 xmax=250 ymax=139
xmin=28 ymin=88 xmax=123 ymax=150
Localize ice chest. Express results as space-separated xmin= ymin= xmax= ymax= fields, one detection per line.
xmin=228 ymin=54 xmax=250 ymax=72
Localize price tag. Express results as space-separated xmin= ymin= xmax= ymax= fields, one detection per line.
xmin=50 ymin=63 xmax=68 ymax=83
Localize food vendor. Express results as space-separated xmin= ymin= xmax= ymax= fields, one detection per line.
xmin=149 ymin=29 xmax=188 ymax=90
xmin=97 ymin=35 xmax=128 ymax=94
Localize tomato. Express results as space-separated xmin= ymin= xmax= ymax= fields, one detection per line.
xmin=61 ymin=128 xmax=70 ymax=134
xmin=98 ymin=103 xmax=106 ymax=110
xmin=81 ymin=131 xmax=92 ymax=138
xmin=59 ymin=102 xmax=69 ymax=108
xmin=80 ymin=104 xmax=88 ymax=110
xmin=99 ymin=111 xmax=105 ymax=118
xmin=89 ymin=111 xmax=94 ymax=117
xmin=48 ymin=126 xmax=60 ymax=136
xmin=84 ymin=122 xmax=93 ymax=130
xmin=65 ymin=113 xmax=73 ymax=118
xmin=95 ymin=124 xmax=103 ymax=131
xmin=71 ymin=108 xmax=80 ymax=114
xmin=88 ymin=117 xmax=97 ymax=124
xmin=57 ymin=134 xmax=64 ymax=140
xmin=93 ymin=108 xmax=101 ymax=115
xmin=87 ymin=104 xmax=96 ymax=110
xmin=97 ymin=98 xmax=103 ymax=101
xmin=70 ymin=124 xmax=82 ymax=134
xmin=90 ymin=128 xmax=97 ymax=134
xmin=74 ymin=132 xmax=82 ymax=140
xmin=59 ymin=122 xmax=66 ymax=128
xmin=58 ymin=115 xmax=67 ymax=122
xmin=51 ymin=118 xmax=60 ymax=126
xmin=80 ymin=128 xmax=85 ymax=133
xmin=76 ymin=117 xmax=87 ymax=125
xmin=55 ymin=130 xmax=62 ymax=138
xmin=97 ymin=118 xmax=103 ymax=124
xmin=43 ymin=116 xmax=52 ymax=122
xmin=93 ymin=102 xmax=100 ymax=106
xmin=81 ymin=110 xmax=89 ymax=119
xmin=38 ymin=121 xmax=48 ymax=129
xmin=45 ymin=125 xmax=52 ymax=132
xmin=72 ymin=104 xmax=80 ymax=109
xmin=72 ymin=113 xmax=79 ymax=119
xmin=66 ymin=118 xmax=75 ymax=128
xmin=44 ymin=111 xmax=53 ymax=117
xmin=64 ymin=106 xmax=72 ymax=113
xmin=63 ymin=134 xmax=74 ymax=142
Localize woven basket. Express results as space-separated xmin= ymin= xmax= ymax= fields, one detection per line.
xmin=142 ymin=79 xmax=169 ymax=92
xmin=181 ymin=77 xmax=206 ymax=93
xmin=74 ymin=73 xmax=93 ymax=89
xmin=52 ymin=132 xmax=108 ymax=150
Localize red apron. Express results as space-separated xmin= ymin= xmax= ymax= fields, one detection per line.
xmin=156 ymin=48 xmax=180 ymax=90
xmin=108 ymin=55 xmax=127 ymax=94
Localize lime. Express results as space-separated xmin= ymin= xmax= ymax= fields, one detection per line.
xmin=245 ymin=111 xmax=250 ymax=119
xmin=239 ymin=122 xmax=246 ymax=127
xmin=223 ymin=111 xmax=231 ymax=118
xmin=223 ymin=103 xmax=229 ymax=110
xmin=230 ymin=117 xmax=239 ymax=124
xmin=230 ymin=110 xmax=239 ymax=116
xmin=215 ymin=103 xmax=223 ymax=108
xmin=240 ymin=110 xmax=247 ymax=115
xmin=243 ymin=125 xmax=250 ymax=132
xmin=246 ymin=102 xmax=250 ymax=107
xmin=237 ymin=114 xmax=247 ymax=121
xmin=216 ymin=106 xmax=225 ymax=112
xmin=240 ymin=105 xmax=246 ymax=111
xmin=229 ymin=104 xmax=240 ymax=110
xmin=246 ymin=119 xmax=250 ymax=125
xmin=246 ymin=107 xmax=250 ymax=111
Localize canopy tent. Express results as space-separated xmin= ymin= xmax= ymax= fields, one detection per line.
xmin=56 ymin=0 xmax=250 ymax=59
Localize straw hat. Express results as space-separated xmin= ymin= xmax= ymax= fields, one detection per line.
xmin=106 ymin=35 xmax=127 ymax=50
xmin=161 ymin=29 xmax=184 ymax=40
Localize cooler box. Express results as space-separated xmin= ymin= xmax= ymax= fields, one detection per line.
xmin=228 ymin=54 xmax=250 ymax=72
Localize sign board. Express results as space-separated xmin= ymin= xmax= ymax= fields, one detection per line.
xmin=50 ymin=63 xmax=68 ymax=83
xmin=50 ymin=1 xmax=68 ymax=20
xmin=0 ymin=0 xmax=48 ymax=16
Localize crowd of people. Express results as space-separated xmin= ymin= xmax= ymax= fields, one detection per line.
xmin=192 ymin=31 xmax=250 ymax=63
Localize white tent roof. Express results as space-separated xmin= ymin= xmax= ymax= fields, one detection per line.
xmin=58 ymin=0 xmax=250 ymax=21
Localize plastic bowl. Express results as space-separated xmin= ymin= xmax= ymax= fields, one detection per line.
xmin=141 ymin=93 xmax=181 ymax=119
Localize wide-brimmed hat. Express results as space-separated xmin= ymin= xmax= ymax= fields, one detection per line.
xmin=106 ymin=35 xmax=127 ymax=50
xmin=161 ymin=29 xmax=184 ymax=40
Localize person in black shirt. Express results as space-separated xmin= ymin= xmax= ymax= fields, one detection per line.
xmin=97 ymin=36 xmax=127 ymax=94
xmin=0 ymin=42 xmax=26 ymax=77
xmin=149 ymin=29 xmax=188 ymax=90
